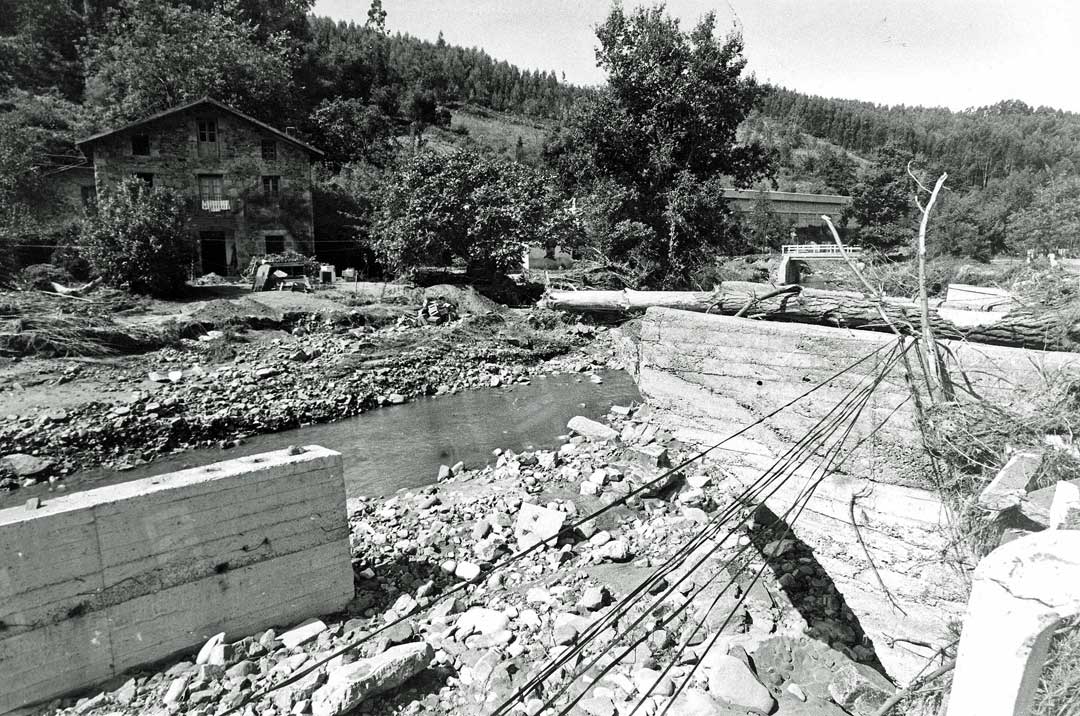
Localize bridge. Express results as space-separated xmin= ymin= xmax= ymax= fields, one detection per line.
xmin=778 ymin=243 xmax=863 ymax=284
xmin=781 ymin=243 xmax=863 ymax=259
xmin=721 ymin=188 xmax=852 ymax=229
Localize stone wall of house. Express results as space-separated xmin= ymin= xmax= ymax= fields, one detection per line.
xmin=86 ymin=106 xmax=315 ymax=275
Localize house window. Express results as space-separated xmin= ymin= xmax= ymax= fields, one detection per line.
xmin=133 ymin=172 xmax=154 ymax=187
xmin=197 ymin=118 xmax=219 ymax=158
xmin=131 ymin=134 xmax=150 ymax=156
xmin=262 ymin=175 xmax=280 ymax=197
xmin=261 ymin=139 xmax=277 ymax=161
xmin=198 ymin=174 xmax=224 ymax=199
xmin=264 ymin=235 xmax=285 ymax=254
xmin=80 ymin=185 xmax=97 ymax=207
xmin=197 ymin=119 xmax=217 ymax=143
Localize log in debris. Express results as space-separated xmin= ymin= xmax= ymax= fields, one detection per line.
xmin=542 ymin=282 xmax=1080 ymax=352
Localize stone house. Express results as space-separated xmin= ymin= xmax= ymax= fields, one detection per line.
xmin=76 ymin=97 xmax=323 ymax=276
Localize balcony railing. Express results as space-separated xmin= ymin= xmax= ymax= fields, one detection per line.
xmin=200 ymin=198 xmax=231 ymax=213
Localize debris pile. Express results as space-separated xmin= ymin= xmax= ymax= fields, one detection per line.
xmin=40 ymin=408 xmax=897 ymax=716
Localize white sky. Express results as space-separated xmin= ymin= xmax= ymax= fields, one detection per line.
xmin=313 ymin=0 xmax=1080 ymax=112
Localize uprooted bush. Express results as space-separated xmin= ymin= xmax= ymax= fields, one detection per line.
xmin=80 ymin=178 xmax=194 ymax=297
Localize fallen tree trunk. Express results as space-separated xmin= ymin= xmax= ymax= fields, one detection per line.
xmin=542 ymin=282 xmax=1080 ymax=352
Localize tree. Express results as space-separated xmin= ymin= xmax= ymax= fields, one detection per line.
xmin=365 ymin=0 xmax=387 ymax=34
xmin=543 ymin=4 xmax=771 ymax=287
xmin=80 ymin=178 xmax=194 ymax=296
xmin=846 ymin=143 xmax=915 ymax=251
xmin=745 ymin=188 xmax=793 ymax=250
xmin=373 ymin=148 xmax=574 ymax=277
xmin=81 ymin=0 xmax=298 ymax=126
xmin=310 ymin=97 xmax=397 ymax=169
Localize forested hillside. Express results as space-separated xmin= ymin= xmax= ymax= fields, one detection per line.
xmin=760 ymin=87 xmax=1080 ymax=188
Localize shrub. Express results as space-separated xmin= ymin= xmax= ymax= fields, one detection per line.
xmin=373 ymin=148 xmax=573 ymax=278
xmin=80 ymin=178 xmax=193 ymax=297
xmin=16 ymin=264 xmax=73 ymax=291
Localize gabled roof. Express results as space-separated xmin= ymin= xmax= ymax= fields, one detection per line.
xmin=75 ymin=97 xmax=324 ymax=157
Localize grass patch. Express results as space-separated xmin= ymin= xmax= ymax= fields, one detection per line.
xmin=1035 ymin=617 xmax=1080 ymax=716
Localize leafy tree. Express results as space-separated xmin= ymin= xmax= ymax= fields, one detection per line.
xmin=81 ymin=0 xmax=298 ymax=125
xmin=365 ymin=0 xmax=387 ymax=34
xmin=1010 ymin=177 xmax=1080 ymax=254
xmin=543 ymin=4 xmax=771 ymax=287
xmin=0 ymin=0 xmax=86 ymax=99
xmin=0 ymin=90 xmax=85 ymax=277
xmin=310 ymin=97 xmax=397 ymax=168
xmin=80 ymin=177 xmax=194 ymax=296
xmin=745 ymin=188 xmax=794 ymax=250
xmin=373 ymin=148 xmax=573 ymax=277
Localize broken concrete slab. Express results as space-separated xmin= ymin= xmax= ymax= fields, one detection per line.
xmin=567 ymin=416 xmax=619 ymax=442
xmin=311 ymin=641 xmax=434 ymax=716
xmin=978 ymin=451 xmax=1042 ymax=511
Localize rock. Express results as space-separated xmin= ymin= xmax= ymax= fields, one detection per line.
xmin=281 ymin=619 xmax=327 ymax=650
xmin=627 ymin=444 xmax=671 ymax=468
xmin=148 ymin=371 xmax=170 ymax=382
xmin=567 ymin=416 xmax=619 ymax=443
xmin=687 ymin=472 xmax=712 ymax=489
xmin=455 ymin=561 xmax=481 ymax=582
xmin=601 ymin=539 xmax=631 ymax=562
xmin=162 ymin=676 xmax=189 ymax=705
xmin=589 ymin=530 xmax=612 ymax=547
xmin=1050 ymin=480 xmax=1080 ymax=529
xmin=787 ymin=683 xmax=807 ymax=701
xmin=437 ymin=464 xmax=452 ymax=481
xmin=580 ymin=481 xmax=600 ymax=496
xmin=0 ymin=453 xmax=54 ymax=478
xmin=669 ymin=688 xmax=743 ymax=716
xmin=195 ymin=632 xmax=226 ymax=665
xmin=168 ymin=370 xmax=184 ymax=383
xmin=579 ymin=695 xmax=615 ymax=716
xmin=391 ymin=593 xmax=418 ymax=616
xmin=457 ymin=607 xmax=510 ymax=637
xmin=515 ymin=502 xmax=566 ymax=551
xmin=979 ymin=451 xmax=1042 ymax=511
xmin=311 ymin=642 xmax=434 ymax=716
xmin=704 ymin=653 xmax=776 ymax=715
xmin=764 ymin=539 xmax=796 ymax=557
xmin=827 ymin=662 xmax=894 ymax=715
xmin=580 ymin=587 xmax=606 ymax=611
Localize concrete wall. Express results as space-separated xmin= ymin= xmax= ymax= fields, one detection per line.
xmin=0 ymin=445 xmax=352 ymax=714
xmin=84 ymin=106 xmax=316 ymax=275
xmin=632 ymin=308 xmax=1080 ymax=681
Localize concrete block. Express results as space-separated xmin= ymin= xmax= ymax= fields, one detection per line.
xmin=1049 ymin=480 xmax=1080 ymax=529
xmin=979 ymin=451 xmax=1042 ymax=511
xmin=0 ymin=445 xmax=352 ymax=714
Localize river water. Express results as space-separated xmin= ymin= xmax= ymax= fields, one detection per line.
xmin=11 ymin=370 xmax=640 ymax=505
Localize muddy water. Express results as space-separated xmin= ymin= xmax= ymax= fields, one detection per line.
xmin=15 ymin=370 xmax=640 ymax=505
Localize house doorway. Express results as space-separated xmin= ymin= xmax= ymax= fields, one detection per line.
xmin=199 ymin=231 xmax=228 ymax=276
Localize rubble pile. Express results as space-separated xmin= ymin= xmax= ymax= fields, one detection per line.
xmin=0 ymin=315 xmax=622 ymax=490
xmin=38 ymin=409 xmax=897 ymax=716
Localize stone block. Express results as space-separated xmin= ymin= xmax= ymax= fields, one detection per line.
xmin=978 ymin=451 xmax=1042 ymax=511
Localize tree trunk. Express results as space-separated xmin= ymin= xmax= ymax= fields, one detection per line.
xmin=542 ymin=282 xmax=1080 ymax=353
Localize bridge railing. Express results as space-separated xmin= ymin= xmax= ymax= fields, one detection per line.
xmin=782 ymin=244 xmax=863 ymax=258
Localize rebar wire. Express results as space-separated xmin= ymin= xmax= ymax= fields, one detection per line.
xmin=506 ymin=342 xmax=906 ymax=716
xmin=653 ymin=383 xmax=883 ymax=716
xmin=486 ymin=347 xmax=901 ymax=715
xmin=219 ymin=340 xmax=896 ymax=715
xmin=557 ymin=364 xmax=891 ymax=716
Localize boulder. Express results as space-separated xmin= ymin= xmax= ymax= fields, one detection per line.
xmin=1 ymin=453 xmax=54 ymax=478
xmin=457 ymin=607 xmax=510 ymax=637
xmin=280 ymin=619 xmax=327 ymax=650
xmin=567 ymin=416 xmax=618 ymax=443
xmin=827 ymin=662 xmax=895 ymax=716
xmin=703 ymin=653 xmax=776 ymax=715
xmin=311 ymin=642 xmax=434 ymax=716
xmin=515 ymin=502 xmax=567 ymax=551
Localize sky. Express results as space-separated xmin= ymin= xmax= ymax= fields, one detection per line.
xmin=312 ymin=0 xmax=1080 ymax=113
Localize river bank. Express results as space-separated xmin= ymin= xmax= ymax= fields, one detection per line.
xmin=0 ymin=287 xmax=622 ymax=493
xmin=31 ymin=405 xmax=898 ymax=716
